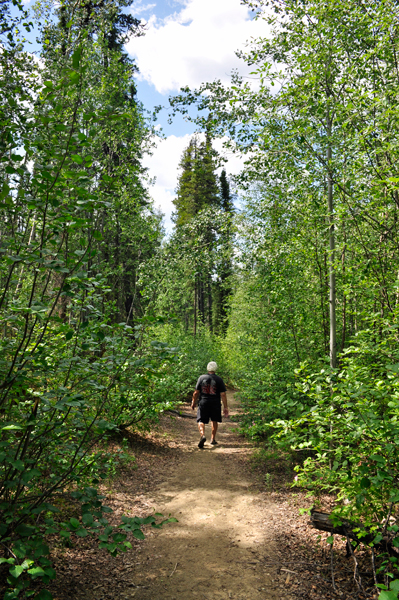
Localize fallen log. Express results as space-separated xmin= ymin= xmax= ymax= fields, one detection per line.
xmin=310 ymin=511 xmax=374 ymax=545
xmin=310 ymin=511 xmax=399 ymax=556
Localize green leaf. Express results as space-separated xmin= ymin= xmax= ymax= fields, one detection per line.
xmin=142 ymin=516 xmax=156 ymax=525
xmin=15 ymin=524 xmax=35 ymax=537
xmin=132 ymin=529 xmax=145 ymax=540
xmin=326 ymin=536 xmax=334 ymax=544
xmin=71 ymin=155 xmax=83 ymax=164
xmin=370 ymin=455 xmax=385 ymax=464
xmin=379 ymin=591 xmax=398 ymax=600
xmin=44 ymin=567 xmax=56 ymax=579
xmin=69 ymin=71 xmax=80 ymax=84
xmin=75 ymin=528 xmax=88 ymax=537
xmin=82 ymin=513 xmax=94 ymax=526
xmin=27 ymin=566 xmax=45 ymax=577
xmin=59 ymin=530 xmax=70 ymax=539
xmin=360 ymin=477 xmax=371 ymax=489
xmin=9 ymin=565 xmax=24 ymax=578
xmin=72 ymin=48 xmax=82 ymax=69
xmin=69 ymin=518 xmax=80 ymax=530
xmin=36 ymin=590 xmax=53 ymax=600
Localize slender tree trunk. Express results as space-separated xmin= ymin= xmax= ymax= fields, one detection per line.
xmin=326 ymin=106 xmax=336 ymax=473
xmin=193 ymin=279 xmax=197 ymax=336
xmin=341 ymin=240 xmax=346 ymax=353
xmin=208 ymin=277 xmax=212 ymax=333
xmin=327 ymin=114 xmax=336 ymax=369
xmin=200 ymin=277 xmax=205 ymax=324
xmin=315 ymin=233 xmax=328 ymax=353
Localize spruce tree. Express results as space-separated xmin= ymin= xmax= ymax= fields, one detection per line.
xmin=219 ymin=169 xmax=234 ymax=212
xmin=173 ymin=135 xmax=220 ymax=226
xmin=213 ymin=170 xmax=233 ymax=334
xmin=172 ymin=138 xmax=233 ymax=334
xmin=172 ymin=138 xmax=197 ymax=226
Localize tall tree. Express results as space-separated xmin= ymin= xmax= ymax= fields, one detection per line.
xmin=171 ymin=136 xmax=234 ymax=334
xmin=173 ymin=135 xmax=220 ymax=226
xmin=212 ymin=170 xmax=234 ymax=334
xmin=172 ymin=135 xmax=217 ymax=330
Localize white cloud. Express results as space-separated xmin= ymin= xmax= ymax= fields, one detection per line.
xmin=143 ymin=134 xmax=192 ymax=230
xmin=126 ymin=0 xmax=267 ymax=94
xmin=130 ymin=1 xmax=156 ymax=16
xmin=144 ymin=133 xmax=243 ymax=231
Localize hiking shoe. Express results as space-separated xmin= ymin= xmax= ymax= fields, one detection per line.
xmin=210 ymin=439 xmax=218 ymax=445
xmin=198 ymin=436 xmax=206 ymax=449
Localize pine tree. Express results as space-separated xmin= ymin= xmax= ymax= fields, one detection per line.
xmin=213 ymin=170 xmax=233 ymax=334
xmin=219 ymin=169 xmax=234 ymax=212
xmin=172 ymin=139 xmax=197 ymax=226
xmin=172 ymin=135 xmax=220 ymax=226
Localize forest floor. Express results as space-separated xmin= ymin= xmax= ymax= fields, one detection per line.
xmin=47 ymin=390 xmax=378 ymax=600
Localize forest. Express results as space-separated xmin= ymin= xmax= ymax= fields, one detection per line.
xmin=2 ymin=0 xmax=399 ymax=598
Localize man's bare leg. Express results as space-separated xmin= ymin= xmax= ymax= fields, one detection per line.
xmin=198 ymin=422 xmax=206 ymax=448
xmin=211 ymin=421 xmax=218 ymax=442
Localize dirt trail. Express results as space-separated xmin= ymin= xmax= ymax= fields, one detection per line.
xmin=127 ymin=391 xmax=291 ymax=600
xmin=44 ymin=391 xmax=371 ymax=600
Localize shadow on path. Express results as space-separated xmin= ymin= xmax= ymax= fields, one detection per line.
xmin=125 ymin=391 xmax=286 ymax=600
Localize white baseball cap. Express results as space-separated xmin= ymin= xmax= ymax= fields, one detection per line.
xmin=207 ymin=361 xmax=218 ymax=371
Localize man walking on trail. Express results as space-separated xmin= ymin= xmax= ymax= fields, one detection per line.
xmin=191 ymin=361 xmax=228 ymax=449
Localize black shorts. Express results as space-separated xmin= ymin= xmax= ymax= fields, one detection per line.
xmin=196 ymin=400 xmax=222 ymax=424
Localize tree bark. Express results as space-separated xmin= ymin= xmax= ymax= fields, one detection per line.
xmin=208 ymin=277 xmax=212 ymax=332
xmin=327 ymin=114 xmax=336 ymax=369
xmin=194 ymin=279 xmax=197 ymax=336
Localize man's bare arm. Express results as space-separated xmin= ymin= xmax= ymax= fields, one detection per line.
xmin=191 ymin=389 xmax=200 ymax=410
xmin=221 ymin=392 xmax=228 ymax=416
